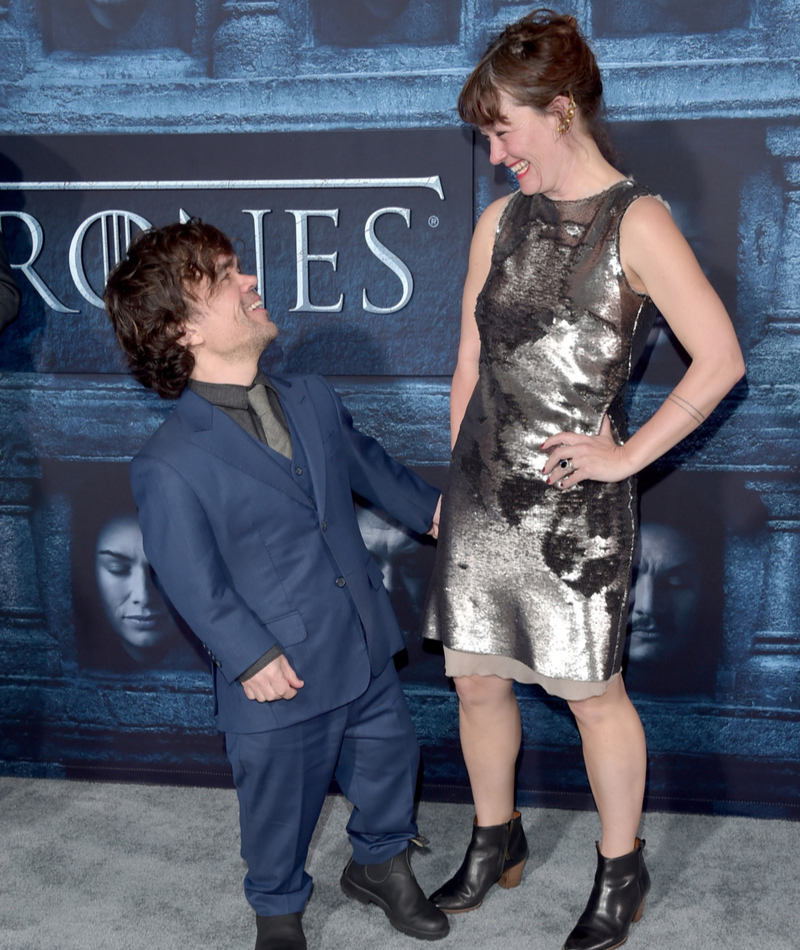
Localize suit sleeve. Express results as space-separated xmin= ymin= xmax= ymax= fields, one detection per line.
xmin=0 ymin=235 xmax=21 ymax=334
xmin=130 ymin=452 xmax=282 ymax=684
xmin=317 ymin=378 xmax=441 ymax=532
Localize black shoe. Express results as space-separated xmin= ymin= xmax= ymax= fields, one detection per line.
xmin=563 ymin=838 xmax=650 ymax=950
xmin=255 ymin=912 xmax=306 ymax=950
xmin=429 ymin=811 xmax=528 ymax=913
xmin=341 ymin=845 xmax=450 ymax=940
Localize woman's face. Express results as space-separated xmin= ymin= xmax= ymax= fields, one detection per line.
xmin=481 ymin=92 xmax=567 ymax=197
xmin=94 ymin=515 xmax=176 ymax=653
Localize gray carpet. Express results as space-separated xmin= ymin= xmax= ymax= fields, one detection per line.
xmin=0 ymin=776 xmax=797 ymax=950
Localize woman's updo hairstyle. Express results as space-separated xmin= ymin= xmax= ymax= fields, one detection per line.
xmin=458 ymin=8 xmax=607 ymax=150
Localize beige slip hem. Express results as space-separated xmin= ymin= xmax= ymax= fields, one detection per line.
xmin=443 ymin=646 xmax=620 ymax=701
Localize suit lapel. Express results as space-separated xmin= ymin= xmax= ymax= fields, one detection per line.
xmin=176 ymin=389 xmax=314 ymax=509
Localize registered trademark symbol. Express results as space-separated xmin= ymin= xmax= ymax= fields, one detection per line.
xmin=428 ymin=215 xmax=440 ymax=228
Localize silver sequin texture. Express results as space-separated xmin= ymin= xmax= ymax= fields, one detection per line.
xmin=423 ymin=181 xmax=657 ymax=689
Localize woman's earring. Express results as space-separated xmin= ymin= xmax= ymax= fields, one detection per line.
xmin=557 ymin=91 xmax=576 ymax=135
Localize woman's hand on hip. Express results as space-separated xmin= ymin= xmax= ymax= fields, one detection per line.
xmin=541 ymin=416 xmax=634 ymax=489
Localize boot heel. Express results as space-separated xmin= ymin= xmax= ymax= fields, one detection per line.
xmin=340 ymin=876 xmax=372 ymax=905
xmin=429 ymin=812 xmax=528 ymax=913
xmin=563 ymin=839 xmax=651 ymax=950
xmin=498 ymin=856 xmax=526 ymax=889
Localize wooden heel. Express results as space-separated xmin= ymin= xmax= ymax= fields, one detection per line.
xmin=631 ymin=896 xmax=646 ymax=924
xmin=430 ymin=813 xmax=528 ymax=912
xmin=498 ymin=856 xmax=527 ymax=889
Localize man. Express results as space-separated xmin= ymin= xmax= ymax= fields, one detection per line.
xmin=626 ymin=521 xmax=710 ymax=696
xmin=0 ymin=231 xmax=21 ymax=334
xmin=104 ymin=220 xmax=448 ymax=949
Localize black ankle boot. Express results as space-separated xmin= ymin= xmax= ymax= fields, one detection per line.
xmin=341 ymin=844 xmax=449 ymax=940
xmin=255 ymin=912 xmax=306 ymax=950
xmin=563 ymin=838 xmax=650 ymax=950
xmin=429 ymin=810 xmax=528 ymax=913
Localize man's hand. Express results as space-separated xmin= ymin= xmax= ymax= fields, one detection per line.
xmin=427 ymin=495 xmax=443 ymax=539
xmin=241 ymin=654 xmax=304 ymax=702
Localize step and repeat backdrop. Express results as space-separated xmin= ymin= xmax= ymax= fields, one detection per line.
xmin=0 ymin=0 xmax=798 ymax=818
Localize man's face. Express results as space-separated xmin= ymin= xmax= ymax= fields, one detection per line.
xmin=186 ymin=254 xmax=278 ymax=367
xmin=628 ymin=523 xmax=702 ymax=666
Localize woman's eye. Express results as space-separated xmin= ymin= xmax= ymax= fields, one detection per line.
xmin=102 ymin=558 xmax=131 ymax=577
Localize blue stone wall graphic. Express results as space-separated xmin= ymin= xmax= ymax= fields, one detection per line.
xmin=0 ymin=0 xmax=798 ymax=817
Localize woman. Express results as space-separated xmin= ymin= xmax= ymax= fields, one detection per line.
xmin=94 ymin=513 xmax=181 ymax=665
xmin=66 ymin=461 xmax=198 ymax=672
xmin=422 ymin=9 xmax=744 ymax=950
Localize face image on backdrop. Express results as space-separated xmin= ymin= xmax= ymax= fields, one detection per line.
xmin=626 ymin=523 xmax=703 ymax=694
xmin=623 ymin=472 xmax=726 ymax=698
xmin=356 ymin=502 xmax=443 ymax=682
xmin=53 ymin=460 xmax=207 ymax=673
xmin=94 ymin=513 xmax=180 ymax=664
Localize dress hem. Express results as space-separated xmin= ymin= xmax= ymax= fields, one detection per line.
xmin=442 ymin=646 xmax=619 ymax=701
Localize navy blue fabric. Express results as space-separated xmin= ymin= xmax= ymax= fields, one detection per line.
xmin=226 ymin=661 xmax=420 ymax=916
xmin=130 ymin=373 xmax=440 ymax=734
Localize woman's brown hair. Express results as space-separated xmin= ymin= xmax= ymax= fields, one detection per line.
xmin=458 ymin=8 xmax=607 ymax=150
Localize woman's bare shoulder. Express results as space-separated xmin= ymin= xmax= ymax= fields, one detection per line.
xmin=472 ymin=193 xmax=515 ymax=247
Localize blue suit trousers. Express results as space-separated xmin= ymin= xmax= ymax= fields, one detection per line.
xmin=225 ymin=661 xmax=420 ymax=917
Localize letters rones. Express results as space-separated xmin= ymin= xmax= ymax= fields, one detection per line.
xmin=0 ymin=205 xmax=418 ymax=316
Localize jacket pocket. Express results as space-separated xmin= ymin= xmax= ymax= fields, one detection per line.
xmin=264 ymin=611 xmax=308 ymax=647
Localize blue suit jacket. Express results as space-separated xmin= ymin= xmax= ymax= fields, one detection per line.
xmin=130 ymin=374 xmax=440 ymax=734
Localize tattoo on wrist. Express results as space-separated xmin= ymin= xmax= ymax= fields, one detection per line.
xmin=667 ymin=392 xmax=706 ymax=424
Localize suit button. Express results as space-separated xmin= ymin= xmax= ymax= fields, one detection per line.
xmin=295 ymin=466 xmax=303 ymax=476
xmin=335 ymin=577 xmax=346 ymax=587
xmin=322 ymin=521 xmax=328 ymax=531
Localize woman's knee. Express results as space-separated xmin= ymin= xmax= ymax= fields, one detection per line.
xmin=568 ymin=693 xmax=605 ymax=729
xmin=454 ymin=674 xmax=514 ymax=712
xmin=568 ymin=678 xmax=633 ymax=729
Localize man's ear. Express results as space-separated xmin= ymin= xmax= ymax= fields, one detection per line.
xmin=176 ymin=319 xmax=203 ymax=349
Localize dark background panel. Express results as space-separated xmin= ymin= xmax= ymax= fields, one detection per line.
xmin=0 ymin=0 xmax=798 ymax=817
xmin=0 ymin=129 xmax=472 ymax=375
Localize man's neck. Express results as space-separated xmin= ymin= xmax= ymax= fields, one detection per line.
xmin=189 ymin=359 xmax=259 ymax=388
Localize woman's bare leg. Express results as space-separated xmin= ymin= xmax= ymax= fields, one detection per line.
xmin=454 ymin=674 xmax=520 ymax=825
xmin=568 ymin=675 xmax=647 ymax=857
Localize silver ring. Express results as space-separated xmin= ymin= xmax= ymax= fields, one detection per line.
xmin=559 ymin=458 xmax=574 ymax=472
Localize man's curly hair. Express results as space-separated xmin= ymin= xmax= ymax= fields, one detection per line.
xmin=104 ymin=220 xmax=235 ymax=399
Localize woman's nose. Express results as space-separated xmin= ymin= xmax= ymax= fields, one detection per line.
xmin=129 ymin=564 xmax=152 ymax=606
xmin=489 ymin=138 xmax=506 ymax=166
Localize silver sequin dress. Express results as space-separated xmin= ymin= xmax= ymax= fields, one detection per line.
xmin=423 ymin=180 xmax=657 ymax=700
